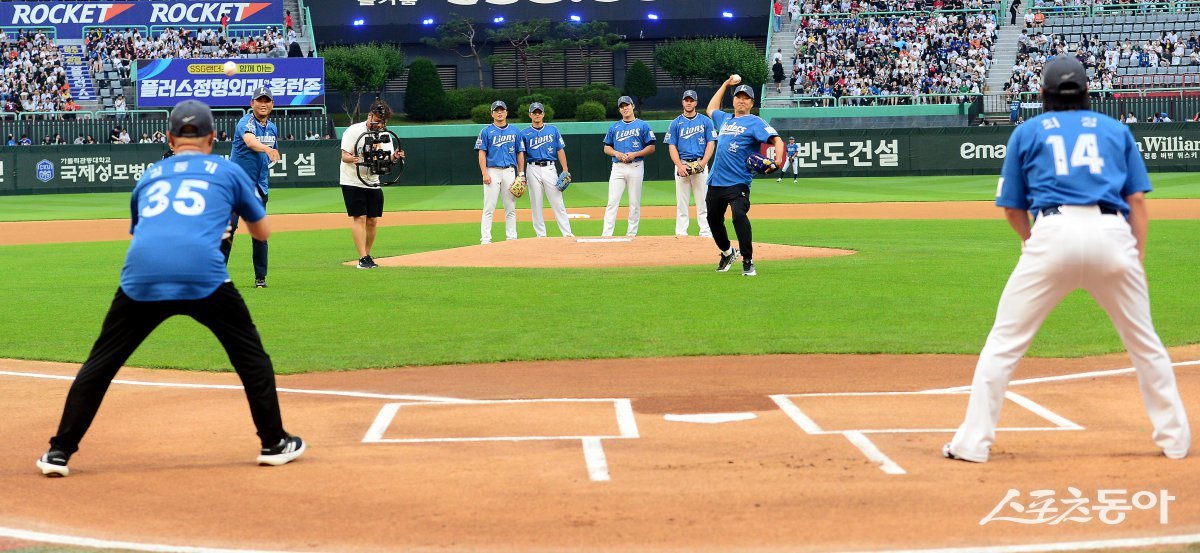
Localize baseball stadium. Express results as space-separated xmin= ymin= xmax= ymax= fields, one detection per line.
xmin=1 ymin=0 xmax=1199 ymax=551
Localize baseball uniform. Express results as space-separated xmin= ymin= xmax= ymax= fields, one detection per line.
xmin=945 ymin=58 xmax=1190 ymax=463
xmin=708 ymin=107 xmax=779 ymax=273
xmin=602 ymin=112 xmax=655 ymax=237
xmin=36 ymin=101 xmax=303 ymax=477
xmin=476 ymin=121 xmax=521 ymax=244
xmin=224 ymin=109 xmax=277 ymax=284
xmin=665 ymin=111 xmax=718 ymax=237
xmin=780 ymin=140 xmax=800 ymax=181
xmin=518 ymin=121 xmax=573 ymax=237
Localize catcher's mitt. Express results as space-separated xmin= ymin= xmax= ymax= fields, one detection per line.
xmin=746 ymin=152 xmax=779 ymax=175
xmin=684 ymin=160 xmax=704 ymax=176
xmin=555 ymin=171 xmax=571 ymax=192
xmin=509 ymin=175 xmax=527 ymax=198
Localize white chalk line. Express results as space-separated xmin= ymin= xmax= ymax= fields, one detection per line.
xmin=925 ymin=359 xmax=1200 ymax=393
xmin=0 ymin=526 xmax=307 ymax=553
xmin=843 ymin=431 xmax=906 ymax=475
xmin=361 ymin=399 xmax=639 ymax=444
xmin=873 ymin=532 xmax=1200 ymax=553
xmin=581 ymin=437 xmax=611 ymax=482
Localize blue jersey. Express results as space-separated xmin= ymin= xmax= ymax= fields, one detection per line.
xmin=999 ymin=110 xmax=1150 ymax=216
xmin=229 ymin=113 xmax=278 ymax=194
xmin=121 ymin=152 xmax=266 ymax=302
xmin=475 ymin=123 xmax=520 ymax=168
xmin=664 ymin=113 xmax=717 ymax=161
xmin=603 ymin=118 xmax=655 ymax=163
xmin=786 ymin=143 xmax=799 ymax=157
xmin=518 ymin=124 xmax=565 ymax=162
xmin=708 ymin=110 xmax=779 ymax=187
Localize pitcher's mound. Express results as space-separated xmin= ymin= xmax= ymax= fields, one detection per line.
xmin=366 ymin=236 xmax=855 ymax=269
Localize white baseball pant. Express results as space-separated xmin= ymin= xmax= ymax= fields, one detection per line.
xmin=949 ymin=205 xmax=1190 ymax=461
xmin=526 ymin=163 xmax=572 ymax=237
xmin=781 ymin=156 xmax=801 ymax=178
xmin=481 ymin=166 xmax=517 ymax=244
xmin=675 ymin=165 xmax=710 ymax=237
xmin=602 ymin=161 xmax=644 ymax=237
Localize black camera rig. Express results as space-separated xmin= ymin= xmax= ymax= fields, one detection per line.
xmin=354 ymin=102 xmax=404 ymax=187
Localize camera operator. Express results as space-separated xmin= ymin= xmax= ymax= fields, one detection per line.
xmin=340 ymin=98 xmax=404 ymax=269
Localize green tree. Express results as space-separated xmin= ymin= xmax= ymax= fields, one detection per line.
xmin=404 ymin=58 xmax=449 ymax=121
xmin=623 ymin=60 xmax=657 ymax=114
xmin=486 ymin=19 xmax=556 ymax=94
xmin=324 ymin=43 xmax=406 ymax=122
xmin=548 ymin=21 xmax=627 ymax=84
xmin=420 ymin=15 xmax=487 ymax=89
xmin=653 ymin=38 xmax=768 ymax=91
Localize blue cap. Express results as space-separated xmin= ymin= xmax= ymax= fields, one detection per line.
xmin=491 ymin=100 xmax=507 ymax=111
xmin=529 ymin=102 xmax=545 ymax=113
xmin=617 ymin=95 xmax=634 ymax=107
xmin=168 ymin=100 xmax=214 ymax=138
xmin=251 ymin=86 xmax=273 ymax=101
xmin=733 ymin=84 xmax=755 ymax=99
xmin=682 ymin=89 xmax=699 ymax=100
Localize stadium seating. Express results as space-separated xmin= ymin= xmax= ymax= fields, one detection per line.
xmin=0 ymin=29 xmax=74 ymax=117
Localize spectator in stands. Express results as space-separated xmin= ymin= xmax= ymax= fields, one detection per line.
xmin=155 ymin=131 xmax=167 ymax=144
xmin=1009 ymin=0 xmax=1020 ymax=25
xmin=285 ymin=133 xmax=296 ymax=140
xmin=218 ymin=130 xmax=230 ymax=141
xmin=774 ymin=0 xmax=785 ymax=32
xmin=19 ymin=135 xmax=31 ymax=146
xmin=139 ymin=133 xmax=154 ymax=144
xmin=84 ymin=135 xmax=96 ymax=145
xmin=110 ymin=127 xmax=121 ymax=144
xmin=113 ymin=94 xmax=127 ymax=119
xmin=4 ymin=135 xmax=13 ymax=146
xmin=1124 ymin=112 xmax=1138 ymax=123
xmin=773 ymin=59 xmax=785 ymax=93
xmin=53 ymin=134 xmax=67 ymax=145
xmin=221 ymin=14 xmax=230 ymax=35
xmin=41 ymin=136 xmax=53 ymax=146
xmin=1024 ymin=11 xmax=1034 ymax=27
xmin=62 ymin=97 xmax=80 ymax=121
xmin=285 ymin=10 xmax=293 ymax=31
xmin=288 ymin=41 xmax=304 ymax=58
xmin=74 ymin=134 xmax=85 ymax=145
xmin=1033 ymin=12 xmax=1044 ymax=28
xmin=1191 ymin=112 xmax=1200 ymax=122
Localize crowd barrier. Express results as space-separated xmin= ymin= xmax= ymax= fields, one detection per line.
xmin=3 ymin=124 xmax=1199 ymax=194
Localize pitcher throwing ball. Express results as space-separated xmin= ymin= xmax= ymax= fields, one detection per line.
xmin=944 ymin=57 xmax=1190 ymax=463
xmin=705 ymin=79 xmax=784 ymax=276
xmin=36 ymin=100 xmax=305 ymax=477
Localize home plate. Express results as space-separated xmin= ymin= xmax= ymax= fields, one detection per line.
xmin=664 ymin=413 xmax=758 ymax=424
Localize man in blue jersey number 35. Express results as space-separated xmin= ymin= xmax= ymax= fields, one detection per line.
xmin=944 ymin=57 xmax=1190 ymax=463
xmin=224 ymin=86 xmax=279 ymax=288
xmin=35 ymin=100 xmax=305 ymax=478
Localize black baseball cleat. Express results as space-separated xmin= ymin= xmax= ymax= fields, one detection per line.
xmin=357 ymin=255 xmax=379 ymax=269
xmin=254 ymin=278 xmax=267 ymax=288
xmin=36 ymin=449 xmax=70 ymax=477
xmin=716 ymin=248 xmax=740 ymax=272
xmin=742 ymin=260 xmax=757 ymax=276
xmin=257 ymin=435 xmax=306 ymax=466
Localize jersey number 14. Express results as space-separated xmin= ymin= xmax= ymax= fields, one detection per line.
xmin=1045 ymin=133 xmax=1105 ymax=175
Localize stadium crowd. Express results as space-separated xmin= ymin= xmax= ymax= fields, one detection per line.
xmin=85 ymin=25 xmax=298 ymax=81
xmin=1 ymin=29 xmax=77 ymax=116
xmin=785 ymin=11 xmax=998 ymax=103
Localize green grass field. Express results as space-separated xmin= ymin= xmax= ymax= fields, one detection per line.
xmin=4 ymin=173 xmax=1200 ymax=222
xmin=1 ymin=201 xmax=1197 ymax=372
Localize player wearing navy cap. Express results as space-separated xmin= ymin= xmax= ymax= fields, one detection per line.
xmin=223 ymin=86 xmax=279 ymax=288
xmin=944 ymin=57 xmax=1190 ymax=463
xmin=517 ymin=102 xmax=573 ymax=237
xmin=665 ymin=89 xmax=717 ymax=237
xmin=36 ymin=100 xmax=304 ymax=477
xmin=601 ymin=95 xmax=656 ymax=237
xmin=476 ymin=100 xmax=521 ymax=244
xmin=705 ymin=79 xmax=784 ymax=276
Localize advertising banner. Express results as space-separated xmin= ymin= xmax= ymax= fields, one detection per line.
xmin=0 ymin=1 xmax=283 ymax=38
xmin=0 ymin=150 xmax=14 ymax=191
xmin=136 ymin=59 xmax=325 ymax=108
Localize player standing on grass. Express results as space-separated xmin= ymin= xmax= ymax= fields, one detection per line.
xmin=778 ymin=136 xmax=800 ymax=184
xmin=943 ymin=57 xmax=1190 ymax=463
xmin=223 ymin=87 xmax=279 ymax=288
xmin=339 ymin=98 xmax=404 ymax=268
xmin=517 ymin=102 xmax=573 ymax=238
xmin=36 ymin=100 xmax=304 ymax=477
xmin=601 ymin=96 xmax=655 ymax=237
xmin=476 ymin=100 xmax=521 ymax=244
xmin=705 ymin=78 xmax=785 ymax=276
xmin=665 ymin=89 xmax=717 ymax=237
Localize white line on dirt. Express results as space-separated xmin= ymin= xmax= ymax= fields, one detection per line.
xmin=581 ymin=437 xmax=611 ymax=482
xmin=924 ymin=359 xmax=1200 ymax=393
xmin=0 ymin=526 xmax=308 ymax=553
xmin=843 ymin=431 xmax=907 ymax=475
xmin=875 ymin=532 xmax=1200 ymax=553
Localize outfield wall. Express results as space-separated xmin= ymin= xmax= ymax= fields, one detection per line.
xmin=2 ymin=124 xmax=1199 ymax=194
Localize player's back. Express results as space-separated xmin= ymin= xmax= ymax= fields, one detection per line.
xmin=1012 ymin=110 xmax=1143 ymax=210
xmin=122 ymin=153 xmax=260 ymax=301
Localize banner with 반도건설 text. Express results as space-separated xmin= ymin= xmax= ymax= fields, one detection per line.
xmin=0 ymin=1 xmax=283 ymax=38
xmin=136 ymin=59 xmax=324 ymax=108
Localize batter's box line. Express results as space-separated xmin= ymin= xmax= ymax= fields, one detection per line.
xmin=362 ymin=398 xmax=639 ymax=483
xmin=769 ymin=391 xmax=1083 ymax=475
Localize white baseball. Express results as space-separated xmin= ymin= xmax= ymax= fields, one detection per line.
xmin=223 ymin=61 xmax=238 ymax=77
xmin=730 ymin=74 xmax=742 ymax=85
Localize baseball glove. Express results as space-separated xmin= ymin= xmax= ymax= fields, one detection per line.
xmin=555 ymin=171 xmax=571 ymax=192
xmin=746 ymin=152 xmax=779 ymax=175
xmin=509 ymin=175 xmax=527 ymax=198
xmin=684 ymin=160 xmax=704 ymax=176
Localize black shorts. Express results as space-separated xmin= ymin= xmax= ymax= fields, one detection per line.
xmin=342 ymin=185 xmax=384 ymax=218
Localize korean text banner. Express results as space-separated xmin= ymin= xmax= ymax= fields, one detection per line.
xmin=1 ymin=1 xmax=283 ymax=38
xmin=136 ymin=59 xmax=324 ymax=108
